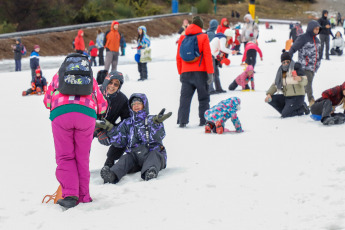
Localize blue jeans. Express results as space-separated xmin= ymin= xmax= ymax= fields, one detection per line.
xmin=15 ymin=59 xmax=21 ymax=71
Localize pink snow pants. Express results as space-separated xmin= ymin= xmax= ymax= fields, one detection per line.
xmin=52 ymin=112 xmax=95 ymax=203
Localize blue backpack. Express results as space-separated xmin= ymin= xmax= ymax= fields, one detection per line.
xmin=179 ymin=33 xmax=203 ymax=63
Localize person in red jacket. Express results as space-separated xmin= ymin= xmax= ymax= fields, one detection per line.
xmin=74 ymin=30 xmax=85 ymax=54
xmin=216 ymin=18 xmax=230 ymax=34
xmin=104 ymin=21 xmax=122 ymax=72
xmin=176 ymin=16 xmax=214 ymax=128
xmin=88 ymin=40 xmax=98 ymax=66
xmin=241 ymin=40 xmax=263 ymax=69
xmin=310 ymin=82 xmax=345 ymax=125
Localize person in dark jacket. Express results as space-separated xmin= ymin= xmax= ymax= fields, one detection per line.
xmin=310 ymin=82 xmax=345 ymax=125
xmin=318 ymin=10 xmax=334 ymax=60
xmin=289 ymin=20 xmax=321 ymax=107
xmin=97 ymin=93 xmax=171 ymax=183
xmin=11 ymin=38 xmax=23 ymax=71
xmin=30 ymin=45 xmax=40 ymax=81
xmin=176 ymin=16 xmax=214 ymax=127
xmin=95 ymin=71 xmax=130 ymax=168
xmin=206 ymin=19 xmax=219 ymax=42
xmin=178 ymin=19 xmax=189 ymax=35
xmin=22 ymin=68 xmax=47 ymax=96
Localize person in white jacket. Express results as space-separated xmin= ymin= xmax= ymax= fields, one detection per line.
xmin=209 ymin=29 xmax=233 ymax=94
xmin=242 ymin=14 xmax=259 ymax=46
xmin=330 ymin=31 xmax=344 ymax=56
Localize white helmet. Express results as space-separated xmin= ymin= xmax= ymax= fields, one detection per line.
xmin=224 ymin=29 xmax=234 ymax=38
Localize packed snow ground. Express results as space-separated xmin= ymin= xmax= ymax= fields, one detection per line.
xmin=1 ymin=23 xmax=345 ymax=230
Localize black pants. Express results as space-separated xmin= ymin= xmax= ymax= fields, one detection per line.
xmin=330 ymin=47 xmax=343 ymax=56
xmin=310 ymin=99 xmax=333 ymax=121
xmin=268 ymin=94 xmax=305 ymax=118
xmin=90 ymin=56 xmax=96 ymax=66
xmin=110 ymin=149 xmax=166 ymax=182
xmin=319 ymin=34 xmax=330 ymax=59
xmin=138 ymin=62 xmax=148 ymax=80
xmin=98 ymin=47 xmax=104 ymax=66
xmin=104 ymin=145 xmax=126 ymax=168
xmin=245 ymin=49 xmax=257 ymax=68
xmin=228 ymin=80 xmax=249 ymax=91
xmin=178 ymin=71 xmax=210 ymax=125
xmin=76 ymin=50 xmax=83 ymax=54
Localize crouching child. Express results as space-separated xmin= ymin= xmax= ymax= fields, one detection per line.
xmin=228 ymin=65 xmax=254 ymax=91
xmin=22 ymin=68 xmax=47 ymax=96
xmin=97 ymin=93 xmax=172 ymax=183
xmin=204 ymin=97 xmax=243 ymax=134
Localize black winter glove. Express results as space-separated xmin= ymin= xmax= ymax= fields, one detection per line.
xmin=97 ymin=130 xmax=111 ymax=146
xmin=207 ymin=74 xmax=213 ymax=85
xmin=95 ymin=118 xmax=114 ymax=131
xmin=153 ymin=108 xmax=172 ymax=124
xmin=93 ymin=127 xmax=102 ymax=138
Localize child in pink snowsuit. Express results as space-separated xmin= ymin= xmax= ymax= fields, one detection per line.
xmin=44 ymin=71 xmax=107 ymax=209
xmin=228 ymin=65 xmax=254 ymax=91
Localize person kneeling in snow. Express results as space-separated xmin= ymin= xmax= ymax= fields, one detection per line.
xmin=228 ymin=65 xmax=254 ymax=91
xmin=97 ymin=93 xmax=172 ymax=183
xmin=22 ymin=68 xmax=47 ymax=96
xmin=310 ymin=82 xmax=345 ymax=125
xmin=264 ymin=50 xmax=310 ymax=118
xmin=204 ymin=97 xmax=243 ymax=134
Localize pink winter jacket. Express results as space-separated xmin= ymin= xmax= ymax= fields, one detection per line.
xmin=235 ymin=65 xmax=255 ymax=90
xmin=43 ymin=72 xmax=107 ymax=114
xmin=242 ymin=42 xmax=263 ymax=63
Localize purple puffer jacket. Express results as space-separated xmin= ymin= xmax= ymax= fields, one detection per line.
xmin=108 ymin=93 xmax=167 ymax=159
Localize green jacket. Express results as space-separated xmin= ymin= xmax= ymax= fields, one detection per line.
xmin=266 ymin=71 xmax=307 ymax=97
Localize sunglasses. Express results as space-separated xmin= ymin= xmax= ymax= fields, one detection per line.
xmin=108 ymin=82 xmax=120 ymax=87
xmin=282 ymin=60 xmax=290 ymax=65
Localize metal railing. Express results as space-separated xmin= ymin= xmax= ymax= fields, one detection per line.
xmin=0 ymin=12 xmax=190 ymax=39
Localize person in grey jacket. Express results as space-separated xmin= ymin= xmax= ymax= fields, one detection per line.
xmin=11 ymin=38 xmax=23 ymax=71
xmin=289 ymin=20 xmax=321 ymax=107
xmin=317 ymin=10 xmax=334 ymax=60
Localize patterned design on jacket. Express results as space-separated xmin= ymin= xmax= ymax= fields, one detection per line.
xmin=137 ymin=26 xmax=150 ymax=55
xmin=318 ymin=82 xmax=345 ymax=108
xmin=108 ymin=93 xmax=166 ymax=159
xmin=43 ymin=72 xmax=107 ymax=114
xmin=235 ymin=65 xmax=254 ymax=89
xmin=204 ymin=97 xmax=243 ymax=132
xmin=289 ymin=20 xmax=321 ymax=73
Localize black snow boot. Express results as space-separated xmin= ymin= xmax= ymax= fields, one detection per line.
xmin=302 ymin=102 xmax=310 ymax=115
xmin=333 ymin=114 xmax=345 ymax=125
xmin=100 ymin=166 xmax=116 ymax=183
xmin=57 ymin=196 xmax=78 ymax=209
xmin=144 ymin=166 xmax=158 ymax=181
xmin=322 ymin=116 xmax=335 ymax=125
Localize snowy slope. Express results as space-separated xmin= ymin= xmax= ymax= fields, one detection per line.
xmin=1 ymin=24 xmax=345 ymax=230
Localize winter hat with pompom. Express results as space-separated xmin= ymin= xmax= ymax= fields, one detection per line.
xmin=281 ymin=49 xmax=291 ymax=62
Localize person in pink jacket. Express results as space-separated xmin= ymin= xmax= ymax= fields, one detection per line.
xmin=228 ymin=65 xmax=255 ymax=91
xmin=43 ymin=69 xmax=107 ymax=209
xmin=241 ymin=41 xmax=263 ymax=69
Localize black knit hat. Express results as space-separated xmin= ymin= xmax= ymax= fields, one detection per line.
xmin=192 ymin=16 xmax=204 ymax=29
xmin=281 ymin=49 xmax=291 ymax=62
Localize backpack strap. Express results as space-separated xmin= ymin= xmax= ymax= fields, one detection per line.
xmin=144 ymin=117 xmax=150 ymax=148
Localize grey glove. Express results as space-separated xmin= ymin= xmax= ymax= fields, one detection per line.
xmin=207 ymin=73 xmax=213 ymax=85
xmin=95 ymin=118 xmax=114 ymax=131
xmin=153 ymin=108 xmax=172 ymax=124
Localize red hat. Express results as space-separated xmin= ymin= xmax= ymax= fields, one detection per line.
xmin=35 ymin=68 xmax=41 ymax=74
xmin=34 ymin=45 xmax=40 ymax=49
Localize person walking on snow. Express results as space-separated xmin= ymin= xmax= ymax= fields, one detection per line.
xmin=136 ymin=26 xmax=151 ymax=81
xmin=289 ymin=20 xmax=321 ymax=107
xmin=74 ymin=30 xmax=85 ymax=54
xmin=43 ymin=58 xmax=107 ymax=209
xmin=104 ymin=21 xmax=122 ymax=72
xmin=176 ymin=16 xmax=214 ymax=128
xmin=317 ymin=10 xmax=334 ymax=60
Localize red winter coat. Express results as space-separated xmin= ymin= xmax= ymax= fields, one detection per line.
xmin=89 ymin=40 xmax=98 ymax=57
xmin=176 ymin=24 xmax=214 ymax=75
xmin=216 ymin=18 xmax=229 ymax=34
xmin=74 ymin=30 xmax=85 ymax=51
xmin=320 ymin=83 xmax=345 ymax=107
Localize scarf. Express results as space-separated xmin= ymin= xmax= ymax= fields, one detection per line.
xmin=274 ymin=60 xmax=295 ymax=90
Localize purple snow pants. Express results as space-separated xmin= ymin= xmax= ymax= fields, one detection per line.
xmin=52 ymin=112 xmax=95 ymax=203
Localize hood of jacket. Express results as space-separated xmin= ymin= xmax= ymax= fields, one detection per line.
xmin=128 ymin=93 xmax=149 ymax=118
xmin=244 ymin=14 xmax=253 ymax=22
xmin=245 ymin=65 xmax=254 ymax=73
xmin=223 ymin=97 xmax=241 ymax=112
xmin=322 ymin=10 xmax=328 ymax=19
xmin=138 ymin=25 xmax=147 ymax=35
xmin=306 ymin=20 xmax=321 ymax=36
xmin=78 ymin=29 xmax=83 ymax=37
xmin=89 ymin=40 xmax=95 ymax=46
xmin=101 ymin=72 xmax=124 ymax=96
xmin=208 ymin=19 xmax=219 ymax=31
xmin=185 ymin=24 xmax=203 ymax=35
xmin=220 ymin=18 xmax=228 ymax=27
xmin=111 ymin=21 xmax=119 ymax=32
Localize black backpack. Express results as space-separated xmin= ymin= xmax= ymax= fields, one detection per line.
xmin=58 ymin=53 xmax=93 ymax=95
xmin=96 ymin=70 xmax=108 ymax=85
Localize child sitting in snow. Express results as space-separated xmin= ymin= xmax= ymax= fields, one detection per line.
xmin=204 ymin=97 xmax=243 ymax=134
xmin=22 ymin=68 xmax=47 ymax=96
xmin=228 ymin=65 xmax=254 ymax=91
